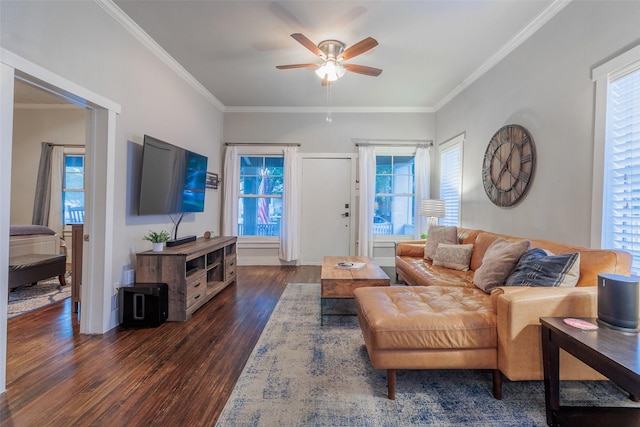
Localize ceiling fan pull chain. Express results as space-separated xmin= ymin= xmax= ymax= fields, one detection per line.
xmin=326 ymin=83 xmax=332 ymax=123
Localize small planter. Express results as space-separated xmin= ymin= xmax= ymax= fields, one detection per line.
xmin=144 ymin=230 xmax=170 ymax=252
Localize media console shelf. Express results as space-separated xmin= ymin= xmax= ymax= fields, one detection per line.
xmin=135 ymin=236 xmax=237 ymax=321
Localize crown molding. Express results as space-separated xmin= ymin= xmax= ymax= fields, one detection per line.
xmin=434 ymin=0 xmax=572 ymax=111
xmin=224 ymin=105 xmax=434 ymax=114
xmin=96 ymin=0 xmax=225 ymax=111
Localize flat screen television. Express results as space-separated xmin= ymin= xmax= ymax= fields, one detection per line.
xmin=138 ymin=135 xmax=208 ymax=215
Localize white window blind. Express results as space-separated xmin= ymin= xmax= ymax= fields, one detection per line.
xmin=439 ymin=137 xmax=463 ymax=227
xmin=603 ymin=65 xmax=640 ymax=274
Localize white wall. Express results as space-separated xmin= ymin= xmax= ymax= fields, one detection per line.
xmin=435 ymin=1 xmax=640 ymax=246
xmin=1 ymin=1 xmax=224 ymax=331
xmin=11 ymin=107 xmax=86 ymax=223
xmin=224 ymin=111 xmax=435 ymax=265
xmin=224 ymin=112 xmax=434 ymax=153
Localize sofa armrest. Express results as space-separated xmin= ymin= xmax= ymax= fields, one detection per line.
xmin=396 ymin=240 xmax=426 ymax=257
xmin=495 ymin=286 xmax=601 ymax=381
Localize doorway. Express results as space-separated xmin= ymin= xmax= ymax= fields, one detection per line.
xmin=300 ymin=156 xmax=355 ymax=264
xmin=10 ymin=79 xmax=86 ymax=318
xmin=1 ymin=56 xmax=120 ymax=392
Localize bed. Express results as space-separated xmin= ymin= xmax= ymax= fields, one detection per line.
xmin=9 ymin=225 xmax=67 ymax=290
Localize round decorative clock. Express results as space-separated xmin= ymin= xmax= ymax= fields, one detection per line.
xmin=482 ymin=124 xmax=536 ymax=207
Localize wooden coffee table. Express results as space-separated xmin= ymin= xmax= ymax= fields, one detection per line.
xmin=320 ymin=256 xmax=390 ymax=324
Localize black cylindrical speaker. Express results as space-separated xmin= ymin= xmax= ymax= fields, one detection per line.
xmin=597 ymin=273 xmax=639 ymax=332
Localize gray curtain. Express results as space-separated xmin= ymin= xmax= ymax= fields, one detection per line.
xmin=32 ymin=142 xmax=53 ymax=225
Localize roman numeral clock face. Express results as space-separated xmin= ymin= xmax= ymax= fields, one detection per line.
xmin=482 ymin=124 xmax=536 ymax=207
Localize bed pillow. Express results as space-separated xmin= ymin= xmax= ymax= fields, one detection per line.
xmin=505 ymin=248 xmax=580 ymax=287
xmin=433 ymin=243 xmax=473 ymax=271
xmin=473 ymin=239 xmax=531 ymax=293
xmin=424 ymin=225 xmax=458 ymax=260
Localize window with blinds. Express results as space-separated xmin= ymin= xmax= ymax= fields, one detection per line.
xmin=602 ymin=64 xmax=640 ymax=274
xmin=439 ymin=135 xmax=463 ymax=227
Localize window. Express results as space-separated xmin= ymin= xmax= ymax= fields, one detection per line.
xmin=439 ymin=134 xmax=463 ymax=227
xmin=63 ymin=154 xmax=85 ymax=224
xmin=601 ymin=63 xmax=640 ymax=274
xmin=374 ymin=154 xmax=415 ymax=237
xmin=238 ymin=156 xmax=283 ymax=237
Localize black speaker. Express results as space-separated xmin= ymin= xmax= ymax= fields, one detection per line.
xmin=119 ymin=283 xmax=169 ymax=328
xmin=597 ymin=273 xmax=639 ymax=332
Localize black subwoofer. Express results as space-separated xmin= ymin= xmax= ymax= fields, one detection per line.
xmin=119 ymin=283 xmax=168 ymax=327
xmin=597 ymin=273 xmax=639 ymax=333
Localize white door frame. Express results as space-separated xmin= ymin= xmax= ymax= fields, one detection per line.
xmin=0 ymin=49 xmax=121 ymax=392
xmin=299 ymin=153 xmax=357 ymax=262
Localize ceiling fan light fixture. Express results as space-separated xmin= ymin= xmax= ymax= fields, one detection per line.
xmin=315 ymin=59 xmax=346 ymax=82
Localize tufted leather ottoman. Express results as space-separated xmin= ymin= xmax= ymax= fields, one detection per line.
xmin=354 ymin=285 xmax=501 ymax=399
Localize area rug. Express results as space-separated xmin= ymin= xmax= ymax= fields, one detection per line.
xmin=8 ymin=271 xmax=71 ymax=318
xmin=216 ymin=283 xmax=640 ymax=426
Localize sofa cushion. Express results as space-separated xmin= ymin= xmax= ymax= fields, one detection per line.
xmin=433 ymin=243 xmax=473 ymax=271
xmin=396 ymin=256 xmax=475 ymax=287
xmin=424 ymin=225 xmax=458 ymax=260
xmin=474 ymin=239 xmax=532 ymax=293
xmin=505 ymin=248 xmax=580 ymax=287
xmin=354 ymin=286 xmax=497 ymax=350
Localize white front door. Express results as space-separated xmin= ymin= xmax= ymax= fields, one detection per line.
xmin=300 ymin=156 xmax=353 ymax=264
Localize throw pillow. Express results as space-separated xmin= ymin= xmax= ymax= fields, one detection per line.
xmin=473 ymin=239 xmax=532 ymax=293
xmin=433 ymin=243 xmax=474 ymax=271
xmin=505 ymin=248 xmax=580 ymax=287
xmin=424 ymin=225 xmax=458 ymax=260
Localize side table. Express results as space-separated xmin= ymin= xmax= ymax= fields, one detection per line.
xmin=540 ymin=317 xmax=640 ymax=426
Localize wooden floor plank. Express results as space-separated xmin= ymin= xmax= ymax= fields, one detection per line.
xmin=1 ymin=265 xmax=320 ymax=425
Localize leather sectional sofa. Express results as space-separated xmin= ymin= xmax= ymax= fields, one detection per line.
xmin=354 ymin=227 xmax=632 ymax=399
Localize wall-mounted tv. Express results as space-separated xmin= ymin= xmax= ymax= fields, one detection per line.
xmin=138 ymin=135 xmax=208 ymax=215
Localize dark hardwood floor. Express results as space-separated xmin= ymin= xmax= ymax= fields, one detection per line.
xmin=0 ymin=265 xmax=320 ymax=426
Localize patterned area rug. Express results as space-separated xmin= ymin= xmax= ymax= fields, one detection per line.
xmin=8 ymin=272 xmax=71 ymax=318
xmin=216 ymin=283 xmax=640 ymax=426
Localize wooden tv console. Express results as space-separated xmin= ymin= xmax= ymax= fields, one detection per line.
xmin=135 ymin=236 xmax=237 ymax=321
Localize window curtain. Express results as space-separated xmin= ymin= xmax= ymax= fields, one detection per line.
xmin=358 ymin=146 xmax=376 ymax=256
xmin=32 ymin=142 xmax=64 ymax=234
xmin=32 ymin=142 xmax=53 ymax=226
xmin=414 ymin=145 xmax=431 ymax=238
xmin=279 ymin=146 xmax=300 ymax=261
xmin=222 ymin=145 xmax=239 ymax=236
xmin=48 ymin=146 xmax=64 ymax=235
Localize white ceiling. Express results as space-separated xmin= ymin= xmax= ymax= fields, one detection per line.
xmin=113 ymin=0 xmax=566 ymax=111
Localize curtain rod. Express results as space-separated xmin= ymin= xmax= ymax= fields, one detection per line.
xmin=353 ymin=139 xmax=433 ymax=148
xmin=225 ymin=142 xmax=301 ymax=147
xmin=43 ymin=142 xmax=83 ymax=148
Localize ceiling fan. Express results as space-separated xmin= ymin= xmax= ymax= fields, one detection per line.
xmin=276 ymin=33 xmax=382 ymax=84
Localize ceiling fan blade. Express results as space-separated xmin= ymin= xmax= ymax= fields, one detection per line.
xmin=339 ymin=37 xmax=378 ymax=61
xmin=276 ymin=63 xmax=318 ymax=70
xmin=290 ymin=33 xmax=323 ymax=57
xmin=344 ymin=64 xmax=383 ymax=76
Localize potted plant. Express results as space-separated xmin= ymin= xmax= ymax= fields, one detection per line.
xmin=143 ymin=230 xmax=170 ymax=252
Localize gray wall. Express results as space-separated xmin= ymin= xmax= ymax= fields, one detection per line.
xmin=1 ymin=1 xmax=224 ymax=331
xmin=224 ymin=112 xmax=435 ymax=153
xmin=435 ymin=1 xmax=640 ymax=246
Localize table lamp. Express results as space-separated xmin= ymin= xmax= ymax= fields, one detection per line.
xmin=420 ymin=199 xmax=446 ymax=226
